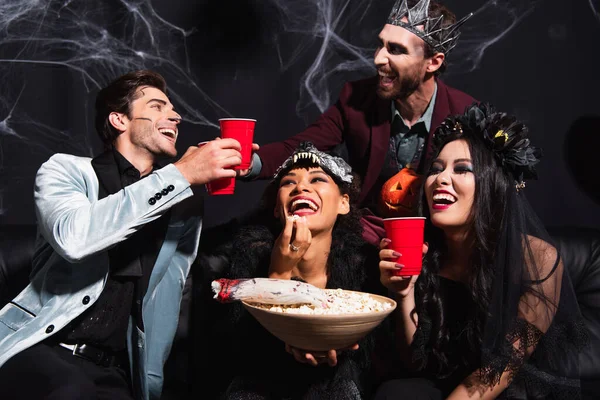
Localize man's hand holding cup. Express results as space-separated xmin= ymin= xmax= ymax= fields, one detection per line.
xmin=174 ymin=138 xmax=242 ymax=186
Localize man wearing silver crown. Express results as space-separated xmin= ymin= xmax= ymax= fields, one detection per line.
xmin=245 ymin=0 xmax=476 ymax=246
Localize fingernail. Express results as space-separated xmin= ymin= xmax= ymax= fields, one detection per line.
xmin=395 ymin=263 xmax=403 ymax=269
xmin=392 ymin=251 xmax=402 ymax=257
xmin=382 ymin=238 xmax=391 ymax=243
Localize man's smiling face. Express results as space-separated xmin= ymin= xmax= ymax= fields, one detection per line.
xmin=374 ymin=23 xmax=435 ymax=100
xmin=123 ymin=86 xmax=181 ymax=158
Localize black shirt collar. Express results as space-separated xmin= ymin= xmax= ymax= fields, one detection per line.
xmin=112 ymin=148 xmax=166 ymax=187
xmin=112 ymin=148 xmax=141 ymax=187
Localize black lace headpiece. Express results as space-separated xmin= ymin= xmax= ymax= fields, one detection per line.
xmin=434 ymin=103 xmax=543 ymax=191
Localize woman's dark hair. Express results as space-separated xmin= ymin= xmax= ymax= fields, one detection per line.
xmin=410 ymin=105 xmax=589 ymax=396
xmin=412 ymin=100 xmax=545 ymax=376
xmin=262 ymin=159 xmax=362 ymax=239
xmin=200 ymin=160 xmax=383 ymax=398
xmin=243 ymin=158 xmax=366 ymax=289
xmin=94 ymin=69 xmax=167 ymax=149
xmin=414 ymin=127 xmax=512 ymax=375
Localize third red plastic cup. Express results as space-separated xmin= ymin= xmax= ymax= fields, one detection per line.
xmin=219 ymin=118 xmax=256 ymax=170
xmin=383 ymin=217 xmax=426 ymax=276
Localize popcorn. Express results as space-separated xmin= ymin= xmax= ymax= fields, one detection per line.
xmin=249 ymin=289 xmax=392 ymax=315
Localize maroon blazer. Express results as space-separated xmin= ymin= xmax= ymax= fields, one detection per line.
xmin=257 ymin=76 xmax=476 ymax=206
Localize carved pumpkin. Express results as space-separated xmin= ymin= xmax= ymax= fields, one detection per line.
xmin=378 ymin=167 xmax=423 ymax=217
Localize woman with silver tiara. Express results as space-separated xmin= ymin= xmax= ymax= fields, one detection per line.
xmin=375 ymin=103 xmax=588 ymax=399
xmin=195 ymin=142 xmax=386 ymax=399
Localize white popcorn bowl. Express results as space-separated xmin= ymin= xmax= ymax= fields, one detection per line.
xmin=242 ymin=289 xmax=397 ymax=351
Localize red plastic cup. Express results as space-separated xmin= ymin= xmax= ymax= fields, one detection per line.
xmin=219 ymin=118 xmax=256 ymax=170
xmin=383 ymin=217 xmax=426 ymax=276
xmin=198 ymin=141 xmax=236 ymax=195
xmin=206 ymin=176 xmax=235 ymax=195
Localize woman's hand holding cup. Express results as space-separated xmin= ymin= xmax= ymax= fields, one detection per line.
xmin=379 ymin=238 xmax=428 ymax=298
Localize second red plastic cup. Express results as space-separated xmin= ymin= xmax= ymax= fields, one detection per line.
xmin=198 ymin=141 xmax=236 ymax=195
xmin=383 ymin=217 xmax=426 ymax=276
xmin=219 ymin=118 xmax=256 ymax=170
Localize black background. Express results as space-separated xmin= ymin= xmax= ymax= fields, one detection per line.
xmin=1 ymin=0 xmax=599 ymax=229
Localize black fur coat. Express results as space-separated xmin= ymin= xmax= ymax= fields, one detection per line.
xmin=194 ymin=217 xmax=385 ymax=399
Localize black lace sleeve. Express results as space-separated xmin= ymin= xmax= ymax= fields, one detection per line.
xmin=478 ymin=242 xmax=589 ymax=398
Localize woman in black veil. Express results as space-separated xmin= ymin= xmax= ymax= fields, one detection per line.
xmin=375 ymin=103 xmax=588 ymax=399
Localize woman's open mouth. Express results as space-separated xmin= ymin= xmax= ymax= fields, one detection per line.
xmin=432 ymin=192 xmax=457 ymax=210
xmin=288 ymin=197 xmax=319 ymax=216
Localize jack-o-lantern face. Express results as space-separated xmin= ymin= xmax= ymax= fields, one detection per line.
xmin=378 ymin=167 xmax=423 ymax=217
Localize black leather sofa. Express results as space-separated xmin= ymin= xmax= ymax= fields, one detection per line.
xmin=1 ymin=224 xmax=599 ymax=398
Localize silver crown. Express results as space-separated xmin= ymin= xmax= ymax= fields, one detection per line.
xmin=387 ymin=0 xmax=473 ymax=54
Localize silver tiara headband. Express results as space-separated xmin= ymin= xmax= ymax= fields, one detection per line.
xmin=273 ymin=142 xmax=353 ymax=183
xmin=387 ymin=0 xmax=473 ymax=55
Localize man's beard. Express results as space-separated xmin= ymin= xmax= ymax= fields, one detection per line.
xmin=134 ymin=125 xmax=177 ymax=158
xmin=376 ymin=71 xmax=421 ymax=101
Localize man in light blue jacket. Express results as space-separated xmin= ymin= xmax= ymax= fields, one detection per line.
xmin=0 ymin=70 xmax=244 ymax=400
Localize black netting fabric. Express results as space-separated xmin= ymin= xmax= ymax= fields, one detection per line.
xmin=477 ymin=189 xmax=588 ymax=397
xmin=411 ymin=186 xmax=589 ymax=399
xmin=409 ymin=103 xmax=589 ymax=398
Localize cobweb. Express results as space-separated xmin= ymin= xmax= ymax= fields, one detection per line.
xmin=447 ymin=0 xmax=540 ymax=74
xmin=589 ymin=0 xmax=600 ymax=21
xmin=0 ymin=0 xmax=537 ymax=218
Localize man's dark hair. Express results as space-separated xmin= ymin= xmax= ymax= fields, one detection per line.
xmin=94 ymin=69 xmax=167 ymax=148
xmin=414 ymin=0 xmax=457 ymax=75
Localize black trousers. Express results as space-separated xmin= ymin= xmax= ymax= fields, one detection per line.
xmin=373 ymin=378 xmax=443 ymax=400
xmin=0 ymin=342 xmax=134 ymax=400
